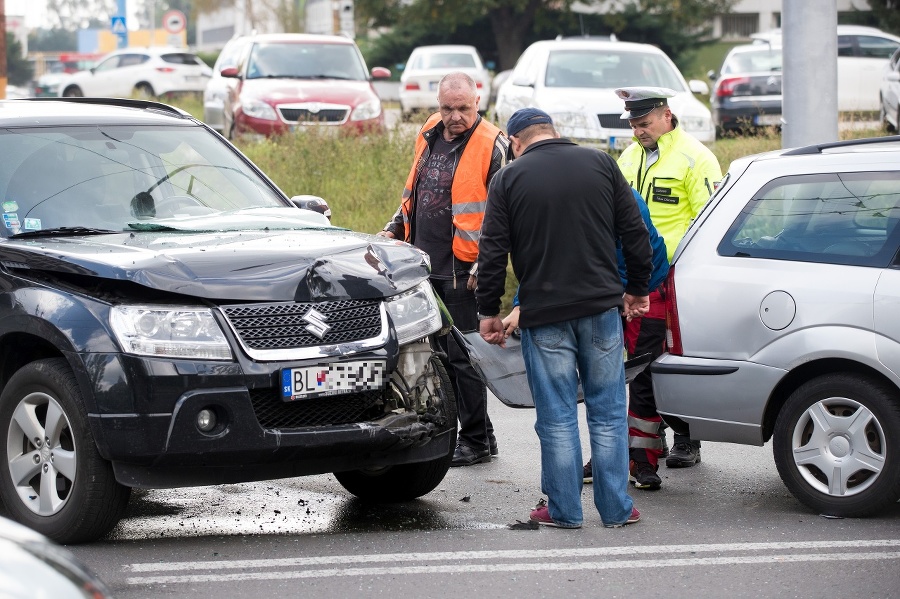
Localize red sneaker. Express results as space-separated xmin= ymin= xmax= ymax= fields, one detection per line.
xmin=604 ymin=507 xmax=641 ymax=528
xmin=529 ymin=503 xmax=582 ymax=529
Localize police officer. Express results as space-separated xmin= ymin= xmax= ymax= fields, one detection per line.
xmin=615 ymin=86 xmax=722 ymax=475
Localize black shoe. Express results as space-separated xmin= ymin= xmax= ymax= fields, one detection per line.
xmin=665 ymin=442 xmax=701 ymax=468
xmin=631 ymin=461 xmax=662 ymax=490
xmin=451 ymin=443 xmax=491 ymax=467
xmin=583 ymin=459 xmax=593 ymax=484
xmin=489 ymin=435 xmax=499 ymax=457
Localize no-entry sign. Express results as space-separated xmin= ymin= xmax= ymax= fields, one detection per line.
xmin=162 ymin=10 xmax=187 ymax=34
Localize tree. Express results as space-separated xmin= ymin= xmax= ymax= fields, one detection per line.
xmin=355 ymin=0 xmax=735 ymax=71
xmin=864 ymin=0 xmax=900 ymax=34
xmin=46 ymin=0 xmax=118 ymax=30
xmin=192 ymin=0 xmax=304 ymax=33
xmin=7 ymin=36 xmax=34 ymax=86
xmin=28 ymin=28 xmax=78 ymax=52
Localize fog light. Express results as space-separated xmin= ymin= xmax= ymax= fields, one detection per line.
xmin=197 ymin=408 xmax=217 ymax=432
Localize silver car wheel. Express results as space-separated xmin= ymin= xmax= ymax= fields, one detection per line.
xmin=6 ymin=392 xmax=76 ymax=516
xmin=790 ymin=397 xmax=884 ymax=497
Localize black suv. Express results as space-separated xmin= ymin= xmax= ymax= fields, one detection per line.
xmin=0 ymin=98 xmax=457 ymax=543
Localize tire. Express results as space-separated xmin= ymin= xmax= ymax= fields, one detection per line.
xmin=62 ymin=86 xmax=83 ymax=97
xmin=773 ymin=373 xmax=900 ymax=517
xmin=134 ymin=83 xmax=155 ymax=99
xmin=334 ymin=355 xmax=457 ymax=502
xmin=0 ymin=358 xmax=130 ymax=543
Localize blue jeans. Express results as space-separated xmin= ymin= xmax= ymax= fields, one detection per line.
xmin=521 ymin=308 xmax=633 ymax=527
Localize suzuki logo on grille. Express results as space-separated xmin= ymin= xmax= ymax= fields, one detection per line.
xmin=302 ymin=308 xmax=331 ymax=339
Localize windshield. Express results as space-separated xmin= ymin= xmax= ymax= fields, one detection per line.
xmin=0 ymin=124 xmax=289 ymax=237
xmin=246 ymin=42 xmax=368 ymax=80
xmin=723 ymin=48 xmax=783 ymax=74
xmin=544 ymin=49 xmax=686 ymax=90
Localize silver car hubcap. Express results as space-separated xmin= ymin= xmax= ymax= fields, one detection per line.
xmin=791 ymin=397 xmax=885 ymax=497
xmin=6 ymin=392 xmax=76 ymax=515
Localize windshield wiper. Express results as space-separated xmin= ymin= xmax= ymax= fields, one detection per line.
xmin=10 ymin=226 xmax=118 ymax=239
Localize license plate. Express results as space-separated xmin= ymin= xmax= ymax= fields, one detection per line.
xmin=609 ymin=136 xmax=632 ymax=151
xmin=754 ymin=114 xmax=781 ymax=126
xmin=281 ymin=361 xmax=387 ymax=400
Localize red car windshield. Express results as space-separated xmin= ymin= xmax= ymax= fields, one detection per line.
xmin=246 ymin=42 xmax=368 ymax=81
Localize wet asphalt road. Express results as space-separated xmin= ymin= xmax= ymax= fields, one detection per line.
xmin=63 ymin=392 xmax=900 ymax=598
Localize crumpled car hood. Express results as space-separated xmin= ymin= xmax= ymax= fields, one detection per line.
xmin=0 ymin=229 xmax=429 ymax=302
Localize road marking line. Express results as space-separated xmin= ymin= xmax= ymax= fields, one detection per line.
xmin=126 ymin=539 xmax=900 ymax=572
xmin=126 ymin=551 xmax=900 ymax=585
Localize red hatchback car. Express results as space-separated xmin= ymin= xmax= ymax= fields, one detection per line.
xmin=218 ymin=33 xmax=391 ymax=139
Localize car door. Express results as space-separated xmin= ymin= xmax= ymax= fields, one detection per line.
xmin=79 ymin=54 xmax=121 ymax=96
xmin=838 ymin=34 xmax=900 ymax=111
xmin=90 ymin=52 xmax=149 ymax=97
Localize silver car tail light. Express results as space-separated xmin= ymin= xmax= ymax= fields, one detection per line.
xmin=664 ymin=266 xmax=683 ymax=355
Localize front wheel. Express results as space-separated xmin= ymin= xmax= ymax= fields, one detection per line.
xmin=0 ymin=358 xmax=130 ymax=543
xmin=134 ymin=82 xmax=155 ymax=99
xmin=773 ymin=373 xmax=900 ymax=517
xmin=334 ymin=355 xmax=457 ymax=501
xmin=62 ymin=86 xmax=83 ymax=97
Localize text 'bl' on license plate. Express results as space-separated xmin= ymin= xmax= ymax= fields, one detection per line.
xmin=281 ymin=361 xmax=387 ymax=400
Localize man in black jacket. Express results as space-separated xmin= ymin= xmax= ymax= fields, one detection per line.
xmin=476 ymin=108 xmax=651 ymax=528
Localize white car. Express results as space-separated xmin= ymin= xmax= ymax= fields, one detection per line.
xmin=203 ymin=36 xmax=251 ymax=133
xmin=494 ymin=38 xmax=714 ymax=149
xmin=59 ymin=47 xmax=212 ymax=99
xmin=752 ymin=25 xmax=900 ymax=113
xmin=880 ymin=46 xmax=900 ymax=130
xmin=399 ymin=45 xmax=492 ymax=117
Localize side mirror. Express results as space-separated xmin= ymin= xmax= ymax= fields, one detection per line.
xmin=220 ymin=66 xmax=240 ymax=78
xmin=688 ymin=79 xmax=710 ymax=95
xmin=290 ymin=195 xmax=332 ymax=220
xmin=510 ymin=75 xmax=534 ymax=87
xmin=707 ymin=69 xmax=717 ymax=81
xmin=371 ymin=66 xmax=391 ymax=80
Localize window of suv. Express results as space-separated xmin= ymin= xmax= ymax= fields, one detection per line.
xmin=0 ymin=124 xmax=286 ymax=234
xmin=719 ymin=171 xmax=900 ymax=266
xmin=161 ymin=53 xmax=206 ymax=66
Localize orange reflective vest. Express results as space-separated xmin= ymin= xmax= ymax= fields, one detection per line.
xmin=400 ymin=113 xmax=500 ymax=263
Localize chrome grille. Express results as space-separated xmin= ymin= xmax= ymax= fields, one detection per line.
xmin=250 ymin=388 xmax=385 ymax=428
xmin=221 ymin=300 xmax=382 ymax=351
xmin=597 ymin=113 xmax=627 ymax=129
xmin=279 ymin=107 xmax=348 ymax=124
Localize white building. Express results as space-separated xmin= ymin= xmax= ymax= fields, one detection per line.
xmin=196 ymin=0 xmax=356 ymax=51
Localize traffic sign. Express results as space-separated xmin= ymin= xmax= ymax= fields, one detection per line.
xmin=111 ymin=16 xmax=128 ymax=48
xmin=162 ymin=10 xmax=187 ymax=34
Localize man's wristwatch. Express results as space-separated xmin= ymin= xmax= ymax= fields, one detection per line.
xmin=477 ymin=313 xmax=498 ymax=321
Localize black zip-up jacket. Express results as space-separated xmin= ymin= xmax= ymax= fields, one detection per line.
xmin=476 ymin=138 xmax=651 ymax=329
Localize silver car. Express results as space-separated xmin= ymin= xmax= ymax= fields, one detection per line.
xmin=651 ymin=136 xmax=900 ymax=517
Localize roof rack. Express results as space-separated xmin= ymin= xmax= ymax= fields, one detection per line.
xmin=23 ymin=97 xmax=192 ymax=119
xmin=781 ymin=135 xmax=900 ymax=156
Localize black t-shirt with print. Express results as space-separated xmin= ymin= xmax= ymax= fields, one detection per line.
xmin=413 ymin=133 xmax=472 ymax=279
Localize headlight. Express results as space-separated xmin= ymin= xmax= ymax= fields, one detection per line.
xmin=384 ymin=281 xmax=442 ymax=345
xmin=351 ymin=98 xmax=382 ymax=121
xmin=679 ymin=115 xmax=712 ymax=133
xmin=109 ymin=306 xmax=233 ymax=360
xmin=549 ymin=111 xmax=598 ymax=139
xmin=241 ymin=99 xmax=277 ymax=121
